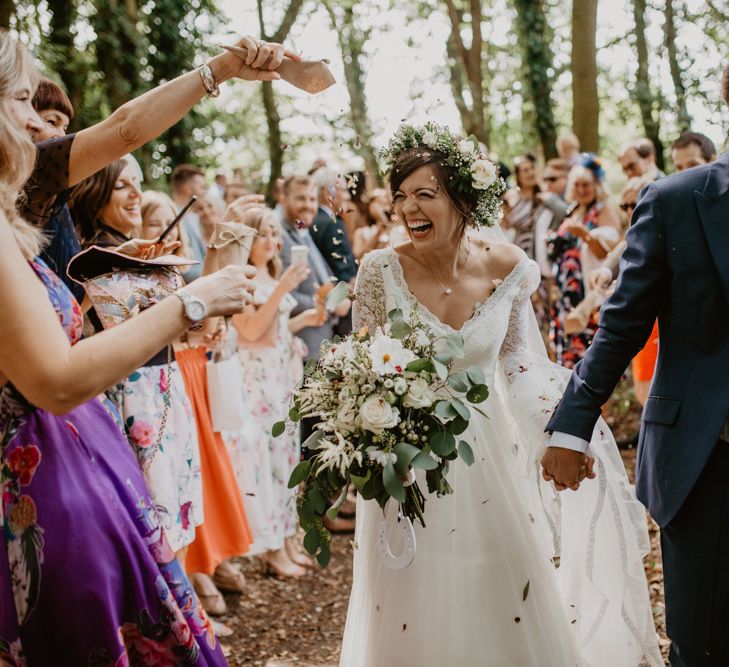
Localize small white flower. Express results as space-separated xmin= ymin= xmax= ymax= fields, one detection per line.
xmin=368 ymin=335 xmax=417 ymax=375
xmin=471 ymin=159 xmax=498 ymax=190
xmin=458 ymin=138 xmax=476 ymax=158
xmin=384 ymin=378 xmax=394 ymax=389
xmin=336 ymin=398 xmax=359 ymax=432
xmin=402 ymin=376 xmax=436 ymax=409
xmin=359 ymin=394 xmax=400 ymax=434
xmin=393 ymin=377 xmax=408 ymax=396
xmin=422 ymin=130 xmax=438 ymax=148
xmin=366 ymin=446 xmax=398 ymax=467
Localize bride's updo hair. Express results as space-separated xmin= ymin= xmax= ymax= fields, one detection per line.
xmin=0 ymin=31 xmax=42 ymax=259
xmin=389 ymin=147 xmax=481 ymax=237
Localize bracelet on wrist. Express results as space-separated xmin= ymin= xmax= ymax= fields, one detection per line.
xmin=198 ymin=63 xmax=220 ymax=98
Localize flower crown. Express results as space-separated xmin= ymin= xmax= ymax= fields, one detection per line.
xmin=379 ymin=123 xmax=506 ymax=228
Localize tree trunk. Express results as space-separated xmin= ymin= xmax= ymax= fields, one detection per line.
xmin=633 ymin=0 xmax=665 ymax=170
xmin=664 ymin=0 xmax=691 ymax=132
xmin=258 ymin=0 xmax=305 ymax=204
xmin=0 ymin=0 xmax=14 ymax=30
xmin=443 ymin=0 xmax=489 ymax=145
xmin=513 ymin=0 xmax=558 ymax=159
xmin=323 ymin=1 xmax=380 ymax=182
xmin=571 ymin=0 xmax=600 ymax=152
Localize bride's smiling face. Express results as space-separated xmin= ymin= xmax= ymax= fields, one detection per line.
xmin=393 ymin=165 xmax=461 ymax=248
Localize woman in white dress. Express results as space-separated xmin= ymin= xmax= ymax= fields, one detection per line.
xmin=339 ymin=126 xmax=661 ymax=667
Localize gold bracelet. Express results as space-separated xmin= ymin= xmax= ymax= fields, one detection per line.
xmin=198 ymin=64 xmax=220 ymax=98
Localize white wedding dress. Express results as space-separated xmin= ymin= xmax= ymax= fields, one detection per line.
xmin=339 ymin=246 xmax=662 ymax=667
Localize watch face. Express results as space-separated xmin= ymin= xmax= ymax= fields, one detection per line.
xmin=187 ymin=300 xmax=206 ymax=321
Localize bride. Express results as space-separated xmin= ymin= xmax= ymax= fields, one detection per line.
xmin=339 ymin=124 xmax=662 ymax=667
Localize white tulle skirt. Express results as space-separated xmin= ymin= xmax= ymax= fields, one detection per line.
xmin=339 ymin=354 xmax=662 ymax=667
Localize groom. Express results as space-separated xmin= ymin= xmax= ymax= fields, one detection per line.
xmin=542 ymin=64 xmax=729 ymax=667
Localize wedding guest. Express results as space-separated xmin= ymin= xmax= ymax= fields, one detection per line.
xmin=502 ymin=153 xmax=543 ymax=260
xmin=310 ymin=167 xmax=357 ymax=283
xmin=195 ymin=192 xmax=225 ymax=246
xmin=278 ymin=175 xmax=337 ymax=361
xmin=556 ymin=131 xmax=581 ymax=166
xmin=171 ymin=163 xmax=208 ymax=280
xmin=618 ymin=138 xmax=664 ymax=180
xmin=234 ymin=207 xmax=326 ymax=576
xmin=671 ymin=131 xmax=717 ymax=172
xmin=30 ymin=78 xmax=84 ymax=301
xmin=341 ymin=170 xmax=368 ymax=240
xmin=534 ymin=158 xmax=571 ymax=279
xmin=212 ymin=172 xmax=227 ymax=199
xmin=223 ymin=179 xmax=247 ymax=204
xmin=0 ymin=28 xmax=273 ymax=663
xmin=351 ymin=187 xmax=393 ymax=260
xmin=548 ymin=155 xmax=620 ymax=367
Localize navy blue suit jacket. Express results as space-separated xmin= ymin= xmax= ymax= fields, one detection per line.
xmin=547 ymin=153 xmax=729 ymax=527
xmin=309 ymin=207 xmax=357 ymax=282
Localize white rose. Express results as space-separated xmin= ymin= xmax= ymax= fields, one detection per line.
xmin=393 ymin=377 xmax=408 ymax=396
xmin=402 ymin=376 xmax=436 ymax=409
xmin=458 ymin=138 xmax=476 ymax=158
xmin=422 ymin=130 xmax=438 ymax=148
xmin=336 ymin=398 xmax=359 ymax=432
xmin=471 ymin=159 xmax=498 ymax=190
xmin=359 ymin=394 xmax=400 ymax=434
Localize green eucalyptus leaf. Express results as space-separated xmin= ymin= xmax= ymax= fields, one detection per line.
xmin=412 ymin=451 xmax=439 ymax=470
xmin=434 ymin=400 xmax=457 ymax=421
xmin=406 ymin=358 xmax=434 ymax=373
xmin=390 ymin=318 xmax=412 ymax=339
xmin=308 ymin=487 xmax=327 ymax=514
xmin=289 ymin=407 xmax=300 ymax=422
xmin=430 ymin=431 xmax=456 ymax=456
xmin=288 ymin=460 xmax=311 ymax=488
xmin=466 ymin=385 xmax=490 ymax=404
xmin=303 ymin=529 xmax=320 ymax=555
xmin=272 ymin=421 xmax=286 ymax=438
xmin=304 ymin=358 xmax=317 ymax=376
xmin=467 ymin=367 xmax=486 ymax=386
xmin=433 ymin=359 xmax=449 ymax=381
xmin=350 ymin=470 xmax=371 ymax=493
xmin=450 ymin=415 xmax=468 ymax=435
xmin=317 ymin=544 xmax=331 ymax=567
xmin=450 ymin=398 xmax=471 ymax=421
xmin=448 ymin=372 xmax=470 ymax=393
xmin=458 ymin=440 xmax=475 ymax=466
xmin=325 ymin=281 xmax=350 ymax=310
xmin=394 ymin=441 xmax=422 ymax=475
xmin=436 ymin=333 xmax=465 ymax=359
xmin=383 ymin=462 xmax=406 ymax=502
xmin=433 ymin=353 xmax=453 ymax=366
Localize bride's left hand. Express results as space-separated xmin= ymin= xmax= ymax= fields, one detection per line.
xmin=541 ymin=448 xmax=596 ymax=491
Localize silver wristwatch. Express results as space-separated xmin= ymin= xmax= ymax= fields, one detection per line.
xmin=174 ymin=289 xmax=207 ymax=325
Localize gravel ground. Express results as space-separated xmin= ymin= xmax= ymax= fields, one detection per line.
xmin=221 ymin=390 xmax=668 ymax=665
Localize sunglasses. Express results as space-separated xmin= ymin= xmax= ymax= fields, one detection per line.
xmin=620 ymin=202 xmax=636 ymax=212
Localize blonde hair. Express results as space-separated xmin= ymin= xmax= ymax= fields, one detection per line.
xmin=0 ymin=31 xmax=42 ymax=259
xmin=565 ymin=165 xmax=608 ymax=203
xmin=141 ymin=190 xmax=190 ymax=258
xmin=241 ymin=207 xmax=282 ymax=278
xmin=620 ymin=175 xmax=652 ymax=200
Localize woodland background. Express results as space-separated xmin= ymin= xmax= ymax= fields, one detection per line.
xmin=5 ymin=0 xmax=729 ymax=202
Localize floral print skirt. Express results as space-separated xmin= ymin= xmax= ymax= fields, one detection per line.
xmin=0 ymin=398 xmax=227 ymax=666
xmin=122 ymin=362 xmax=203 ymax=552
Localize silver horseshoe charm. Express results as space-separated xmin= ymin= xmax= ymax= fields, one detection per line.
xmin=377 ymin=509 xmax=416 ymax=570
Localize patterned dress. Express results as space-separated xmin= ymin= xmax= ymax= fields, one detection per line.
xmin=0 ymin=259 xmax=226 ymax=666
xmin=238 ymin=278 xmax=302 ymax=551
xmin=547 ymin=204 xmax=601 ymax=368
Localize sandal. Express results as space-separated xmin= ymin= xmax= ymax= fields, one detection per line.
xmin=196 ymin=590 xmax=227 ymax=616
xmin=213 ymin=568 xmax=246 ymax=594
xmin=210 ymin=619 xmax=234 ymax=638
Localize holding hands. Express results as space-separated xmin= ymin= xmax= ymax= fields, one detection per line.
xmin=540 ymin=447 xmax=596 ymax=491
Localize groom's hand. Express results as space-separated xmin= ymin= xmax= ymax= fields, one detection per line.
xmin=540 ymin=447 xmax=596 ymax=491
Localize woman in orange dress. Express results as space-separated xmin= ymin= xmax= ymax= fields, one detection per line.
xmin=176 ymin=344 xmax=253 ymax=619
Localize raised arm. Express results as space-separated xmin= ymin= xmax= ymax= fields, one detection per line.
xmin=0 ymin=216 xmax=254 ymax=414
xmin=68 ymin=37 xmax=293 ymax=187
xmin=352 ymin=251 xmax=386 ymax=333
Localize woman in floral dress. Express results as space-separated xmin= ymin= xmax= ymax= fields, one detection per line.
xmin=0 ymin=31 xmax=276 ymax=664
xmin=234 ymin=208 xmax=326 ymax=577
xmin=73 ymin=175 xmax=204 ymax=560
xmin=547 ymin=158 xmax=621 ymax=367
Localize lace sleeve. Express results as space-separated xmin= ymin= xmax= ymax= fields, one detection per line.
xmin=352 ymin=251 xmax=387 ymax=333
xmin=499 ymin=261 xmax=542 ymax=368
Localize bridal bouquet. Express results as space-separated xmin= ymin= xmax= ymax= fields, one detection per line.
xmin=273 ymin=305 xmax=490 ymax=567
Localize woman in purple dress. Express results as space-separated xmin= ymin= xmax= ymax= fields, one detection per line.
xmin=0 ymin=32 xmax=284 ymax=665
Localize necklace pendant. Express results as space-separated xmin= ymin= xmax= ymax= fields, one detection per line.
xmin=444 ymin=287 xmax=453 ymax=295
